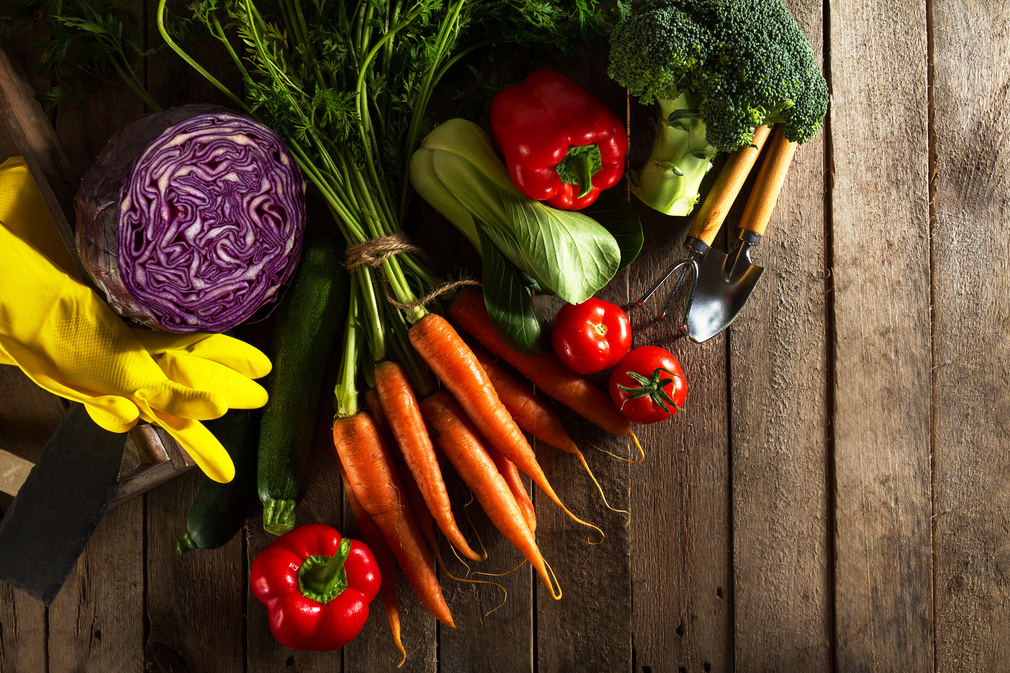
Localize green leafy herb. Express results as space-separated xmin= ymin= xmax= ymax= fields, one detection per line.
xmin=11 ymin=0 xmax=161 ymax=110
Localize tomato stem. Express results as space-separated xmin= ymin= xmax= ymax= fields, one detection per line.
xmin=616 ymin=367 xmax=684 ymax=415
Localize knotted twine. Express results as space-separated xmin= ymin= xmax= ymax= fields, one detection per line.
xmin=344 ymin=232 xmax=479 ymax=310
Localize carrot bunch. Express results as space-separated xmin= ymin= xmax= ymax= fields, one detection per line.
xmin=329 ymin=286 xmax=634 ymax=660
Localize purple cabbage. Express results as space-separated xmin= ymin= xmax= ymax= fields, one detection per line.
xmin=75 ymin=104 xmax=305 ymax=333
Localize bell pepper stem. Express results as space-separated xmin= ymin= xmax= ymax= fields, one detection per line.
xmin=555 ymin=143 xmax=602 ymax=198
xmin=298 ymin=538 xmax=352 ymax=604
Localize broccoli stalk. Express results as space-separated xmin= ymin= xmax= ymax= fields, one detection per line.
xmin=631 ymin=93 xmax=718 ymax=216
xmin=609 ymin=0 xmax=829 ymax=217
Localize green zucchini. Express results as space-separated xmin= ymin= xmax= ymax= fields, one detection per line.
xmin=177 ymin=409 xmax=260 ymax=553
xmin=257 ymin=232 xmax=350 ymax=535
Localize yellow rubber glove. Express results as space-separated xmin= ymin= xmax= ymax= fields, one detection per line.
xmin=0 ymin=158 xmax=272 ymax=483
xmin=0 ymin=157 xmax=80 ymax=277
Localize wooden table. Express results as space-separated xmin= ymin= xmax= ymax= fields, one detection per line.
xmin=1 ymin=0 xmax=1008 ymax=670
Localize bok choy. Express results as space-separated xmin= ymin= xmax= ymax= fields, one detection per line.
xmin=410 ymin=118 xmax=622 ymax=351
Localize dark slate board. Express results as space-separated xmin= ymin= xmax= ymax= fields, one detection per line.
xmin=0 ymin=402 xmax=125 ymax=604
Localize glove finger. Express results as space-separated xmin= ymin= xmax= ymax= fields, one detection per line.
xmin=133 ymin=330 xmax=272 ymax=379
xmin=145 ymin=410 xmax=236 ymax=484
xmin=83 ymin=395 xmax=141 ymax=434
xmin=153 ymin=355 xmax=269 ymax=409
xmin=138 ymin=381 xmax=229 ymax=421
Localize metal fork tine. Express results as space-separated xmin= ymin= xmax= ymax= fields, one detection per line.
xmin=660 ymin=259 xmax=698 ymax=318
xmin=635 ymin=259 xmax=691 ymax=307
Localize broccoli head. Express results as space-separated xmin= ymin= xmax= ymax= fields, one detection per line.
xmin=609 ymin=0 xmax=829 ymax=216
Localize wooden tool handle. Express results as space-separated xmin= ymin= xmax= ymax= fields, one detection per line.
xmin=738 ymin=124 xmax=798 ymax=238
xmin=689 ymin=124 xmax=773 ymax=247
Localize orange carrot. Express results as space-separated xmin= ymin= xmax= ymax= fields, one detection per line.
xmin=394 ymin=462 xmax=439 ymax=552
xmin=408 ymin=313 xmax=602 ymax=540
xmin=396 ymin=460 xmax=512 ymax=608
xmin=337 ymin=463 xmax=407 ymax=667
xmin=485 ymin=443 xmax=536 ymax=535
xmin=365 ymin=387 xmax=406 ymax=463
xmin=331 ymin=412 xmax=455 ymax=628
xmin=420 ymin=391 xmax=561 ymax=599
xmin=448 ymin=288 xmax=636 ymax=441
xmin=364 ymin=388 xmax=388 ymax=434
xmin=474 ymin=349 xmax=580 ymax=453
xmin=374 ymin=360 xmax=484 ymax=562
xmin=475 ymin=350 xmax=624 ymax=517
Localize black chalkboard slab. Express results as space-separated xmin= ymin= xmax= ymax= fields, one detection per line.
xmin=0 ymin=402 xmax=125 ymax=605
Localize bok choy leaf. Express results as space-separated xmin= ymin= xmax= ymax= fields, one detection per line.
xmin=477 ymin=222 xmax=544 ymax=354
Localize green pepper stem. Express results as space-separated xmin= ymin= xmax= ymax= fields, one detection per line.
xmin=298 ymin=538 xmax=352 ymax=604
xmin=555 ymin=144 xmax=603 ymax=198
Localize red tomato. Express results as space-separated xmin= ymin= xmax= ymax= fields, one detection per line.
xmin=608 ymin=346 xmax=687 ymax=424
xmin=551 ymin=298 xmax=632 ymax=375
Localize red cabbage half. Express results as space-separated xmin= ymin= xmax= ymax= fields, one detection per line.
xmin=75 ymin=104 xmax=305 ymax=333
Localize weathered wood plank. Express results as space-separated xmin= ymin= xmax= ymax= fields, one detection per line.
xmin=47 ymin=499 xmax=146 ymax=672
xmin=145 ymin=471 xmax=248 ymax=673
xmin=623 ymin=76 xmax=732 ymax=673
xmin=535 ymin=403 xmax=632 ymax=673
xmin=829 ymin=0 xmax=934 ymax=669
xmin=0 ymin=585 xmax=46 ymax=673
xmin=628 ymin=239 xmax=732 ymax=673
xmin=728 ymin=0 xmax=833 ymax=670
xmin=437 ymin=472 xmax=534 ymax=673
xmin=931 ymin=1 xmax=1010 ymax=669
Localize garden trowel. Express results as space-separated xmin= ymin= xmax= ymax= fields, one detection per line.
xmin=682 ymin=124 xmax=798 ymax=342
xmin=636 ymin=125 xmax=772 ymax=317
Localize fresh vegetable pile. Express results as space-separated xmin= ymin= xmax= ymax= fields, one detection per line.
xmin=26 ymin=0 xmax=829 ymax=659
xmin=147 ymin=0 xmax=636 ymax=655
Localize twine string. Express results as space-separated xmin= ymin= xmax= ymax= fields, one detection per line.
xmin=344 ymin=232 xmax=479 ymax=309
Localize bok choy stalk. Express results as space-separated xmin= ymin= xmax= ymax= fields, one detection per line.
xmin=410 ymin=118 xmax=622 ymax=352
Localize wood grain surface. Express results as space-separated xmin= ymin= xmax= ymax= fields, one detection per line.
xmin=3 ymin=0 xmax=1010 ymax=671
xmin=830 ymin=0 xmax=934 ymax=670
xmin=931 ymin=0 xmax=1010 ymax=671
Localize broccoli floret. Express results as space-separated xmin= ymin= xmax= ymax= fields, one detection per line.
xmin=609 ymin=0 xmax=829 ymax=216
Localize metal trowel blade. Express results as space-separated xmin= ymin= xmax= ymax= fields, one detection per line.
xmin=681 ymin=245 xmax=764 ymax=343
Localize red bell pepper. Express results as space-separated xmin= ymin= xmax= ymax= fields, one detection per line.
xmin=250 ymin=523 xmax=381 ymax=651
xmin=490 ymin=69 xmax=628 ymax=210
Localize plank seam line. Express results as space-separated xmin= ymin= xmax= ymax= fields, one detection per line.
xmin=722 ymin=230 xmax=736 ymax=672
xmin=242 ymin=522 xmax=249 ymax=673
xmin=821 ymin=0 xmax=839 ymax=669
xmin=925 ymin=0 xmax=939 ymax=669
